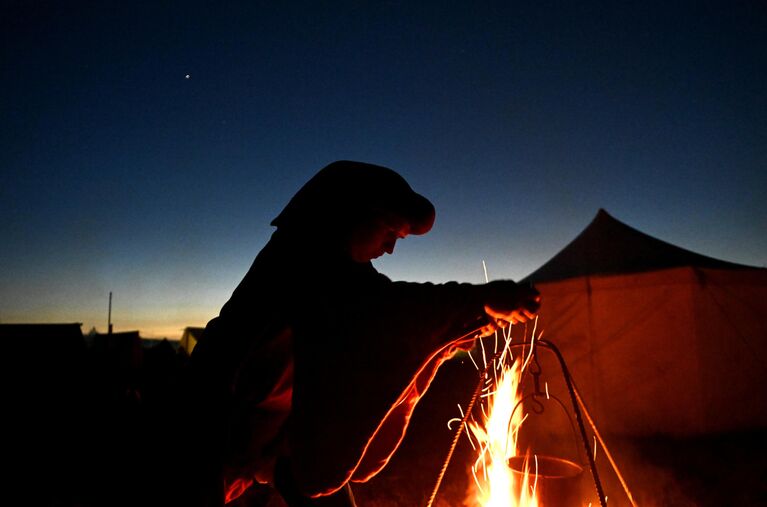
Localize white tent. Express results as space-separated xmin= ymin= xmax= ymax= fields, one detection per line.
xmin=518 ymin=209 xmax=767 ymax=437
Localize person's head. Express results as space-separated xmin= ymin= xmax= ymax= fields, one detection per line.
xmin=345 ymin=209 xmax=411 ymax=262
xmin=271 ymin=161 xmax=435 ymax=261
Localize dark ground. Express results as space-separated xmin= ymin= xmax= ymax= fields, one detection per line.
xmin=12 ymin=336 xmax=766 ymax=507
xmin=234 ymin=358 xmax=767 ymax=507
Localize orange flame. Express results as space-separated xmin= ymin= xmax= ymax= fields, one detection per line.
xmin=466 ymin=356 xmax=539 ymax=506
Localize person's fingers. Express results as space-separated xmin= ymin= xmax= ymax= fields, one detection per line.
xmin=484 ymin=294 xmax=541 ymax=327
xmin=483 ymin=304 xmax=505 ymax=320
xmin=478 ymin=321 xmax=498 ymax=337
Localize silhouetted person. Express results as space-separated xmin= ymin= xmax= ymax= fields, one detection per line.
xmin=180 ymin=161 xmax=540 ymax=506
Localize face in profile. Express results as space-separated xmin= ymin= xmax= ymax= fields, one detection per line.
xmin=347 ymin=214 xmax=411 ymax=263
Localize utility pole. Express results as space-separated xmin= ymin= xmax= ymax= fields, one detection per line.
xmin=108 ymin=291 xmax=113 ymax=335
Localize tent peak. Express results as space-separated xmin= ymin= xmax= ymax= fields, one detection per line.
xmin=524 ymin=210 xmax=759 ymax=283
xmin=593 ymin=208 xmax=618 ymax=223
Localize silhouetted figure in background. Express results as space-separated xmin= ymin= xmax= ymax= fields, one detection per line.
xmin=180 ymin=161 xmax=540 ymax=506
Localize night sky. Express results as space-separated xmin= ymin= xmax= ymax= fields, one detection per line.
xmin=3 ymin=1 xmax=765 ymax=339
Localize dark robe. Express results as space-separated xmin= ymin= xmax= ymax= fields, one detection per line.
xmin=187 ymin=229 xmax=494 ymax=503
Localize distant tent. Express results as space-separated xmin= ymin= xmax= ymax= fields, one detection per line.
xmin=518 ymin=209 xmax=767 ymax=437
xmin=142 ymin=337 xmax=182 ymax=353
xmin=2 ymin=323 xmax=87 ymax=500
xmin=90 ymin=330 xmax=143 ymax=370
xmin=1 ymin=322 xmax=85 ymax=374
xmin=180 ymin=326 xmax=205 ymax=355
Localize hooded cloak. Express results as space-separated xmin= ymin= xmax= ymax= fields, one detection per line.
xmin=189 ymin=161 xmax=503 ymax=502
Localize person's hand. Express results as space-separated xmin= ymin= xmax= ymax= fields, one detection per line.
xmin=479 ymin=281 xmax=541 ymax=336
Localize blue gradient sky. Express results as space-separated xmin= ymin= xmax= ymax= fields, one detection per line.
xmin=2 ymin=1 xmax=765 ymax=338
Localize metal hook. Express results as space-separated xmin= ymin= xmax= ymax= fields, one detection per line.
xmin=530 ymin=394 xmax=545 ymax=414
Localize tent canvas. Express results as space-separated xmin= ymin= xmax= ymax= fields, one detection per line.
xmin=517 ymin=210 xmax=767 ymax=437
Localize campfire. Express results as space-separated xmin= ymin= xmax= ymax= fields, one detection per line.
xmin=466 ymin=356 xmax=538 ymax=506
xmin=464 ymin=346 xmax=586 ymax=507
xmin=428 ymin=319 xmax=636 ymax=507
